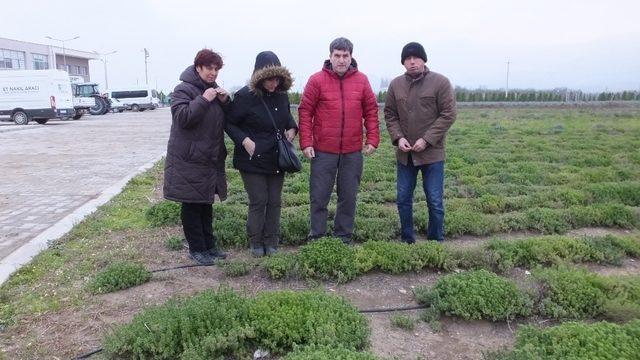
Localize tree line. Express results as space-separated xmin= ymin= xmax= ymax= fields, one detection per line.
xmin=163 ymin=88 xmax=640 ymax=105
xmin=292 ymin=89 xmax=640 ymax=104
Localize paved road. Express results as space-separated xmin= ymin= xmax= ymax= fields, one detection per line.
xmin=0 ymin=108 xmax=171 ymax=278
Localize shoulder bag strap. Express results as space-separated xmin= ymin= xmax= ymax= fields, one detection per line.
xmin=259 ymin=97 xmax=282 ymax=140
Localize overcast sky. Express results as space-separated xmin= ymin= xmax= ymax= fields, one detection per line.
xmin=4 ymin=0 xmax=639 ymax=93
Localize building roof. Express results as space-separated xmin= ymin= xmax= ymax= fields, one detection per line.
xmin=51 ymin=47 xmax=98 ymax=60
xmin=0 ymin=37 xmax=98 ymax=60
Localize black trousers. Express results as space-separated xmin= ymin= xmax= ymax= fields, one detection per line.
xmin=240 ymin=171 xmax=285 ymax=247
xmin=181 ymin=202 xmax=215 ymax=252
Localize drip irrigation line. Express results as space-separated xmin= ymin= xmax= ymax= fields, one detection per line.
xmin=150 ymin=263 xmax=208 ymax=273
xmin=359 ymin=304 xmax=428 ymax=313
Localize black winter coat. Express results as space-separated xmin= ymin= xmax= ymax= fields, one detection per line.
xmin=163 ymin=65 xmax=228 ymax=204
xmin=225 ymin=66 xmax=297 ymax=174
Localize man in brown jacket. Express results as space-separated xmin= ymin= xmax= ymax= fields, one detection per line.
xmin=384 ymin=42 xmax=456 ymax=243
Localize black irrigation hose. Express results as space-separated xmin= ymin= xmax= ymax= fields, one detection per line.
xmin=359 ymin=304 xmax=428 ymax=313
xmin=73 ymin=263 xmax=429 ymax=359
xmin=73 ymin=348 xmax=103 ymax=359
xmin=150 ymin=263 xmax=209 ymax=273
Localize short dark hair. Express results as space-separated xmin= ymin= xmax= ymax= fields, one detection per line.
xmin=194 ymin=49 xmax=223 ymax=69
xmin=329 ymin=37 xmax=353 ymax=55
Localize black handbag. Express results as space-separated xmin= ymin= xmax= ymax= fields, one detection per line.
xmin=260 ymin=98 xmax=301 ymax=173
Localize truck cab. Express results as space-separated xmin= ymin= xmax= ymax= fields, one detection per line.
xmin=70 ymin=78 xmax=110 ymax=116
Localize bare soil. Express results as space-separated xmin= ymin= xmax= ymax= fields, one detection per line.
xmin=2 ymin=227 xmax=639 ymax=359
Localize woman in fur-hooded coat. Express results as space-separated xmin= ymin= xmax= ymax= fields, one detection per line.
xmin=225 ymin=51 xmax=297 ymax=257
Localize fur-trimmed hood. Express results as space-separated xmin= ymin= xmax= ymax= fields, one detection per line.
xmin=249 ymin=65 xmax=293 ymax=97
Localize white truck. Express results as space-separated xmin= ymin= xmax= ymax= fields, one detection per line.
xmin=0 ymin=69 xmax=76 ymax=125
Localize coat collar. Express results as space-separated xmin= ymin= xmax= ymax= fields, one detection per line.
xmin=322 ymin=58 xmax=359 ymax=79
xmin=403 ymin=65 xmax=430 ymax=83
xmin=179 ymin=65 xmax=217 ymax=91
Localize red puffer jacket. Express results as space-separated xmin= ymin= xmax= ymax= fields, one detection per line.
xmin=298 ymin=60 xmax=379 ymax=154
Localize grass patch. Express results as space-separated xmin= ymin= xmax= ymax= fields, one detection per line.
xmin=220 ymin=260 xmax=252 ymax=277
xmin=264 ymin=240 xmax=447 ymax=282
xmin=146 ymin=200 xmax=181 ymax=227
xmin=390 ymin=314 xmax=416 ymax=331
xmin=534 ymin=267 xmax=640 ymax=320
xmin=443 ymin=246 xmax=494 ymax=271
xmin=164 ymin=235 xmax=183 ymax=251
xmin=297 ymin=238 xmax=359 ymax=283
xmin=249 ymin=290 xmax=370 ymax=354
xmin=263 ymin=252 xmax=299 ymax=280
xmin=487 ymin=234 xmax=638 ymax=271
xmin=415 ymin=270 xmax=532 ymax=321
xmin=360 ymin=240 xmax=448 ymax=274
xmin=104 ymin=288 xmax=253 ymax=359
xmin=282 ymin=345 xmax=380 ymax=360
xmin=105 ymin=288 xmax=369 ymax=358
xmin=535 ymin=267 xmax=606 ymax=319
xmin=263 ymin=234 xmax=640 ymax=283
xmin=88 ymin=262 xmax=151 ymax=294
xmin=487 ymin=320 xmax=640 ymax=360
xmin=419 ymin=307 xmax=443 ymax=332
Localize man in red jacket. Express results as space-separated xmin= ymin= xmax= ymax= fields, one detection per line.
xmin=298 ymin=37 xmax=380 ymax=243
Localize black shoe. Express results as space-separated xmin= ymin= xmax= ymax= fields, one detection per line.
xmin=207 ymin=248 xmax=228 ymax=260
xmin=189 ymin=251 xmax=215 ymax=266
xmin=335 ymin=235 xmax=352 ymax=245
xmin=306 ymin=234 xmax=325 ymax=242
xmin=265 ymin=246 xmax=278 ymax=256
xmin=402 ymin=238 xmax=416 ymax=245
xmin=251 ymin=245 xmax=265 ymax=258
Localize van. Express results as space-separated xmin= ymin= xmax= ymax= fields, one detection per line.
xmin=0 ymin=69 xmax=75 ymax=125
xmin=108 ymin=88 xmax=159 ymax=112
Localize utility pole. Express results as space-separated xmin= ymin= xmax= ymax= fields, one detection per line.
xmin=144 ymin=48 xmax=149 ymax=85
xmin=505 ymin=60 xmax=511 ymax=98
xmin=45 ymin=35 xmax=79 ymax=71
xmin=94 ymin=50 xmax=117 ymax=90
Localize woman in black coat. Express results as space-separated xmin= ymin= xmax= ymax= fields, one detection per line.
xmin=226 ymin=51 xmax=297 ymax=257
xmin=164 ymin=49 xmax=230 ymax=265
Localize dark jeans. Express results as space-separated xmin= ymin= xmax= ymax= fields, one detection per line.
xmin=181 ymin=202 xmax=215 ymax=252
xmin=309 ymin=151 xmax=363 ymax=239
xmin=396 ymin=156 xmax=445 ymax=242
xmin=240 ymin=171 xmax=285 ymax=247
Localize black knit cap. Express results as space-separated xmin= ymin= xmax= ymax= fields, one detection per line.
xmin=401 ymin=42 xmax=427 ymax=64
xmin=253 ymin=51 xmax=281 ymax=73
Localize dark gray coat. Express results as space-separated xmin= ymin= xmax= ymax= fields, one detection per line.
xmin=163 ymin=65 xmax=228 ymax=204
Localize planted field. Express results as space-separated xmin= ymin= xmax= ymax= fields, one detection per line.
xmin=0 ymin=106 xmax=639 ymax=359
xmin=198 ymin=106 xmax=639 ymax=246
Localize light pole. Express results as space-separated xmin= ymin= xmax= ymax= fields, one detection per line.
xmin=94 ymin=50 xmax=117 ymax=90
xmin=45 ymin=35 xmax=79 ymax=71
xmin=505 ymin=60 xmax=511 ymax=98
xmin=143 ymin=48 xmax=149 ymax=85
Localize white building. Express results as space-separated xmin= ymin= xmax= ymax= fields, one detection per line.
xmin=0 ymin=37 xmax=97 ymax=82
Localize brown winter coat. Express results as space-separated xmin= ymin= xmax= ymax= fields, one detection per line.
xmin=384 ymin=66 xmax=456 ymax=166
xmin=163 ymin=65 xmax=228 ymax=204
